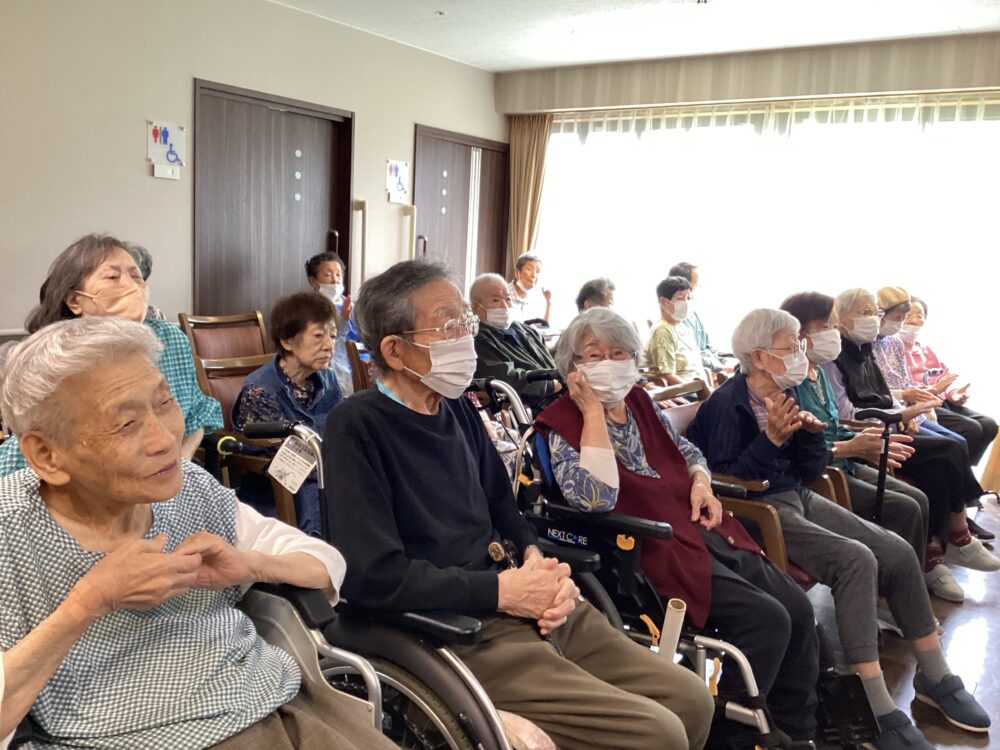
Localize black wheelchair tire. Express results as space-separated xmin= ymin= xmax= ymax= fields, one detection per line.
xmin=323 ymin=657 xmax=477 ymax=750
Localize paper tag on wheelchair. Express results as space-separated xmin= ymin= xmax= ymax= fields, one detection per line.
xmin=267 ymin=436 xmax=316 ymax=494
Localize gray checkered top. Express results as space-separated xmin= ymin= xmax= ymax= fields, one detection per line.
xmin=0 ymin=463 xmax=300 ymax=749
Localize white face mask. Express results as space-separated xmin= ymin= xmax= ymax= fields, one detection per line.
xmin=670 ymin=299 xmax=689 ymax=323
xmin=403 ymin=334 xmax=478 ymax=399
xmin=846 ymin=315 xmax=880 ymax=345
xmin=578 ymin=359 xmax=639 ymax=406
xmin=899 ymin=323 xmax=921 ymax=345
xmin=485 ymin=306 xmax=514 ymax=329
xmin=767 ymin=349 xmax=809 ymax=390
xmin=879 ymin=318 xmax=902 ymax=337
xmin=318 ymin=283 xmax=344 ymax=302
xmin=806 ymin=329 xmax=842 ymax=365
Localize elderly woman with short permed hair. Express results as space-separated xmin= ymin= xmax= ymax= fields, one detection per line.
xmin=535 ymin=307 xmax=819 ymax=744
xmin=688 ymin=308 xmax=989 ymax=749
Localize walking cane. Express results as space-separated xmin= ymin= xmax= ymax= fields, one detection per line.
xmin=855 ymin=408 xmax=903 ymax=525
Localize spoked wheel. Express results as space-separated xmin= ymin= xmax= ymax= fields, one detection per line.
xmin=322 ymin=656 xmax=476 ymax=750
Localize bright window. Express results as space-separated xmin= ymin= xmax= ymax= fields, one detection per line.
xmin=536 ymin=95 xmax=1000 ymax=448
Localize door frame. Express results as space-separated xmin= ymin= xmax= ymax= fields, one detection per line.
xmin=193 ymin=79 xmax=356 ymax=310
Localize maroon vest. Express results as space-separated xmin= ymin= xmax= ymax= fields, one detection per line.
xmin=536 ymin=386 xmax=763 ymax=627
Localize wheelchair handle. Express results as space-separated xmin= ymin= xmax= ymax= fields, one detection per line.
xmin=855 ymin=408 xmax=903 ymax=425
xmin=242 ymin=420 xmax=297 ymax=439
xmin=525 ymin=369 xmax=560 ymax=383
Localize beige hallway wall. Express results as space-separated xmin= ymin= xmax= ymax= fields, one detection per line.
xmin=0 ymin=0 xmax=507 ymax=329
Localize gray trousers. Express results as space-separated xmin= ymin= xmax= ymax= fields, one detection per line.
xmin=763 ymin=488 xmax=937 ymax=665
xmin=846 ymin=463 xmax=930 ymax=565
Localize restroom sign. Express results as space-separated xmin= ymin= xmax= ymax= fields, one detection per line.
xmin=147 ymin=120 xmax=186 ymax=167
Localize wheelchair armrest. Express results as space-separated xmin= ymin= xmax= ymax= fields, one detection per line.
xmin=535 ymin=538 xmax=601 ymax=572
xmin=710 ymin=479 xmax=748 ymax=499
xmin=372 ymin=610 xmax=483 ymax=646
xmin=250 ymin=582 xmax=337 ymax=630
xmin=544 ymin=502 xmax=674 ymax=539
xmin=712 ymin=473 xmax=770 ymax=493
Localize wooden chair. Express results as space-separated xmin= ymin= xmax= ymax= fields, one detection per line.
xmin=647 ymin=378 xmax=711 ymax=404
xmin=179 ymin=321 xmax=297 ymax=526
xmin=346 ymin=340 xmax=373 ymax=392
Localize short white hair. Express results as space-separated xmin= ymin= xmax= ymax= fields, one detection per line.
xmin=470 ymin=273 xmax=507 ymax=304
xmin=834 ymin=288 xmax=874 ymax=321
xmin=554 ymin=308 xmax=642 ymax=378
xmin=0 ymin=317 xmax=162 ymax=443
xmin=731 ymin=308 xmax=800 ymax=372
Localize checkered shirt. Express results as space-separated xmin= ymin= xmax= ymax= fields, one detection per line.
xmin=0 ymin=462 xmax=300 ymax=749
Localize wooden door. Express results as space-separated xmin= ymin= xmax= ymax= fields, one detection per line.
xmin=413 ymin=126 xmax=509 ymax=289
xmin=194 ymin=81 xmax=353 ymax=323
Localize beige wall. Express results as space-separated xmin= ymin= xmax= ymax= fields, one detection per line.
xmin=496 ymin=32 xmax=1000 ymax=113
xmin=0 ymin=0 xmax=507 ymax=330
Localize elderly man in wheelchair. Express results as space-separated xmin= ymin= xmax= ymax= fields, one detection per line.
xmin=323 ymin=259 xmax=715 ymax=750
xmin=0 ymin=317 xmax=394 ymax=750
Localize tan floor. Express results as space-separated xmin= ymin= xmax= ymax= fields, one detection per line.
xmin=881 ymin=499 xmax=1000 ymax=749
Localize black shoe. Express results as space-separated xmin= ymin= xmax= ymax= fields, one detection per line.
xmin=967 ymin=517 xmax=995 ymax=541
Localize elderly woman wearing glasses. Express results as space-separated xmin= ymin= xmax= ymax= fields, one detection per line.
xmin=534 ymin=308 xmax=820 ymax=745
xmin=322 ymin=261 xmax=715 ymax=750
xmin=688 ymin=308 xmax=990 ymax=748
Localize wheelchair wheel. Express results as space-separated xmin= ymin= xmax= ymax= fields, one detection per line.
xmin=575 ymin=571 xmax=625 ymax=631
xmin=323 ymin=657 xmax=476 ymax=750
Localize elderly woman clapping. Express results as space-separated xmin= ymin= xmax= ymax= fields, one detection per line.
xmin=0 ymin=233 xmax=222 ymax=476
xmin=688 ymin=308 xmax=990 ymax=747
xmin=0 ymin=316 xmax=394 ymax=750
xmin=535 ymin=307 xmax=820 ymax=744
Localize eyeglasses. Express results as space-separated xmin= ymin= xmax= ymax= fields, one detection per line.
xmin=402 ymin=310 xmax=480 ymax=341
xmin=768 ymin=339 xmax=807 ymax=356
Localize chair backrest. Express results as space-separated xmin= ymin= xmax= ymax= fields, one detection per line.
xmin=179 ymin=311 xmax=268 ymax=361
xmin=661 ymin=400 xmax=703 ymax=437
xmin=346 ymin=340 xmax=373 ymax=391
xmin=201 ymin=354 xmax=273 ymax=431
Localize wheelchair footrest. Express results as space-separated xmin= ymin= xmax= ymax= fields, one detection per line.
xmin=814 ymin=670 xmax=879 ymax=747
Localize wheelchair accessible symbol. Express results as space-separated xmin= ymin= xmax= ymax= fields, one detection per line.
xmin=166 ymin=143 xmax=181 ymax=164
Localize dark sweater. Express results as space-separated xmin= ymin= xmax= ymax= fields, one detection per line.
xmin=323 ymin=388 xmax=537 ymax=614
xmin=832 ymin=336 xmax=893 ymax=410
xmin=688 ymin=373 xmax=829 ymax=495
xmin=473 ymin=321 xmax=558 ymax=408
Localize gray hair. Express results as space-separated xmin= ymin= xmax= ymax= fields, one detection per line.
xmin=125 ymin=241 xmax=154 ymax=281
xmin=355 ymin=259 xmax=454 ymax=371
xmin=0 ymin=317 xmax=162 ymax=443
xmin=470 ymin=273 xmax=507 ymax=305
xmin=833 ymin=288 xmax=874 ymax=322
xmin=554 ymin=308 xmax=642 ymax=378
xmin=731 ymin=309 xmax=800 ymax=372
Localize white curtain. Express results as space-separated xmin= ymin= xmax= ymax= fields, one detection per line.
xmin=536 ymin=93 xmax=1000 ymax=438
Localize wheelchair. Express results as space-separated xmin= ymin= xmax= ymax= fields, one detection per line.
xmin=470 ymin=376 xmax=878 ymax=750
xmin=11 ymin=583 xmax=384 ymax=749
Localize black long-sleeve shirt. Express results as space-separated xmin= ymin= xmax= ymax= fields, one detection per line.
xmin=473 ymin=322 xmax=558 ymax=409
xmin=323 ymin=388 xmax=537 ymax=614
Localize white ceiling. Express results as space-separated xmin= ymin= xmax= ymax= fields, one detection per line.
xmin=270 ymin=0 xmax=1000 ymax=72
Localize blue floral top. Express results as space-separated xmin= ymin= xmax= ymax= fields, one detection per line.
xmin=549 ymin=403 xmax=710 ymax=512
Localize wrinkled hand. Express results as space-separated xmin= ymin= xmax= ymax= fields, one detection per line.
xmin=930 ymin=372 xmax=958 ymax=394
xmin=949 ymin=384 xmax=970 ymax=405
xmin=764 ymin=394 xmax=803 ymax=446
xmin=173 ymin=532 xmax=255 ymax=589
xmin=74 ymin=534 xmax=201 ymax=616
xmin=854 ymin=428 xmax=914 ymax=469
xmin=690 ymin=479 xmax=722 ymax=529
xmin=900 ymin=399 xmax=938 ymax=423
xmin=538 ymin=573 xmax=579 ymax=635
xmin=902 ymin=387 xmax=940 ymax=405
xmin=567 ymin=371 xmax=604 ymax=418
xmin=340 ymin=295 xmax=352 ymax=323
xmin=798 ymin=409 xmax=828 ymax=434
xmin=498 ymin=553 xmax=575 ymax=627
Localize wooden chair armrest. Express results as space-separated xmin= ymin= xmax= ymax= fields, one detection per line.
xmin=719 ymin=497 xmax=788 ymax=572
xmin=825 ymin=466 xmax=853 ymax=511
xmin=842 ymin=419 xmax=874 ymax=431
xmin=806 ymin=473 xmax=836 ymax=503
xmin=712 ymin=473 xmax=770 ymax=493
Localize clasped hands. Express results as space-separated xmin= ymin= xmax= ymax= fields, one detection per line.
xmin=498 ymin=546 xmax=580 ymax=636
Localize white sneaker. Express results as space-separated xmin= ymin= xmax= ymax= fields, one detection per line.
xmin=943 ymin=536 xmax=1000 ymax=572
xmin=924 ymin=564 xmax=965 ymax=602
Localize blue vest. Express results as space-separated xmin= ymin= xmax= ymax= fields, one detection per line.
xmin=235 ymin=356 xmax=343 ymax=435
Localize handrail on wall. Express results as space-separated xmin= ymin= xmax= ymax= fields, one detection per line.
xmin=351 ymin=199 xmax=368 ymax=287
xmin=402 ymin=204 xmax=418 ymax=260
